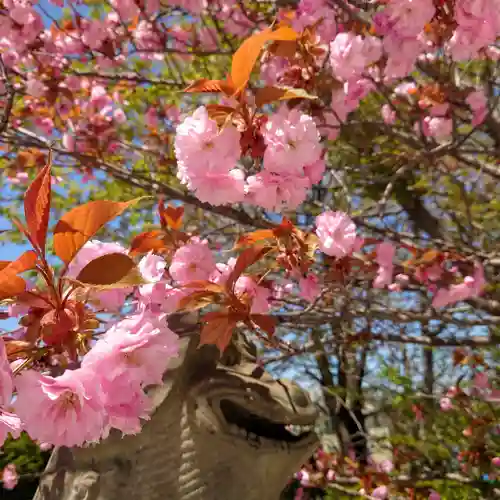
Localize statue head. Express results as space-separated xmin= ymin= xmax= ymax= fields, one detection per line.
xmin=36 ymin=313 xmax=319 ymax=500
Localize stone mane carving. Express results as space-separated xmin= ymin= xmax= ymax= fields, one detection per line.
xmin=34 ymin=313 xmax=319 ymax=500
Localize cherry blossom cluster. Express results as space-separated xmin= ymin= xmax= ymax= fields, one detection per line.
xmin=174 ymin=105 xmax=325 ymax=211
xmin=314 ymin=210 xmax=486 ymax=308
xmin=290 ymin=447 xmax=443 ymax=499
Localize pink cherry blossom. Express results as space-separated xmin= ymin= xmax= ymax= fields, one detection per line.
xmin=263 ymin=105 xmax=322 ymax=175
xmin=383 ymin=35 xmax=424 ymax=81
xmin=246 ymin=172 xmax=310 ymax=212
xmin=82 ymin=310 xmax=179 ymax=386
xmin=378 ymin=459 xmax=394 ymax=474
xmin=303 ymin=158 xmax=326 ymax=185
xmin=432 ymin=263 xmax=486 ymax=308
xmin=381 ymin=104 xmax=396 ymax=124
xmin=299 ymin=274 xmax=320 ymax=302
xmin=188 ymin=168 xmax=246 ymax=206
xmin=99 ymin=373 xmax=151 ymax=435
xmin=0 ymin=337 xmax=21 ymax=446
xmin=14 ymin=368 xmax=107 ymax=447
xmin=372 ymin=485 xmax=389 ymax=499
xmin=25 ymin=77 xmax=47 ymax=98
xmin=315 ymin=211 xmax=357 ymax=258
xmin=175 ymin=106 xmax=240 ymax=170
xmin=374 ymin=0 xmax=435 ymax=38
xmin=169 ymin=241 xmax=216 ymax=284
xmin=136 ymin=253 xmax=189 ymax=313
xmin=492 ymin=457 xmax=500 ymax=467
xmin=66 ymin=240 xmax=132 ymax=311
xmin=329 ymin=33 xmax=382 ymax=81
xmin=1 ymin=464 xmax=17 ymax=490
xmin=428 ymin=491 xmax=441 ymax=500
xmin=292 ymin=0 xmax=337 ymax=42
xmin=139 ymin=252 xmax=166 ymax=283
xmin=374 ymin=242 xmax=395 ymax=289
xmin=466 ymin=90 xmax=488 ymax=126
xmin=440 ymin=397 xmax=453 ymax=411
xmin=234 ymin=276 xmax=271 ymax=314
xmin=447 ymin=0 xmax=499 ymax=60
xmin=422 ymin=116 xmax=453 ymax=141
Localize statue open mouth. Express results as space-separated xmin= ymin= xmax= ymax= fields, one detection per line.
xmin=218 ymin=399 xmax=315 ymax=446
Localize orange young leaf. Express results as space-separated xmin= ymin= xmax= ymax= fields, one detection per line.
xmin=231 ymin=26 xmax=299 ymax=94
xmin=75 ymin=252 xmax=144 ymax=287
xmin=159 ymin=203 xmax=184 ymax=230
xmin=268 ymin=39 xmax=298 ymax=59
xmin=254 ymin=86 xmax=317 ymax=108
xmin=273 ymin=217 xmax=295 ymax=237
xmin=235 ymin=229 xmax=275 ymax=249
xmin=53 ymin=198 xmax=145 ymax=265
xmin=0 ymin=251 xmax=38 ymax=277
xmin=416 ymin=249 xmax=441 ymax=265
xmin=0 ymin=273 xmax=27 ymax=300
xmin=24 ymin=157 xmax=52 ymax=253
xmin=8 ymin=250 xmax=38 ymax=274
xmin=183 ymin=78 xmax=236 ymax=96
xmin=226 ymin=246 xmax=273 ymax=293
xmin=199 ymin=311 xmax=242 ymax=353
xmin=129 ymin=230 xmax=166 ymax=256
xmin=250 ymin=314 xmax=276 ymax=337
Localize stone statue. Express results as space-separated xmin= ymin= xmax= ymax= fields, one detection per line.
xmin=34 ymin=313 xmax=319 ymax=500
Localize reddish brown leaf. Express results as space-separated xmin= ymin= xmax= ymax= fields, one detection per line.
xmin=205 ymin=104 xmax=237 ymax=126
xmin=0 ymin=262 xmax=10 ymax=272
xmin=231 ymin=26 xmax=299 ymax=94
xmin=75 ymin=252 xmax=144 ymax=287
xmin=254 ymin=86 xmax=317 ymax=108
xmin=4 ymin=340 xmax=35 ymax=360
xmin=24 ymin=154 xmax=52 ymax=253
xmin=250 ymin=314 xmax=276 ymax=337
xmin=129 ymin=230 xmax=166 ymax=256
xmin=40 ymin=308 xmax=75 ymax=346
xmin=53 ymin=198 xmax=145 ymax=265
xmin=184 ymin=78 xmax=235 ymax=96
xmin=226 ymin=246 xmax=273 ymax=293
xmin=177 ymin=290 xmax=224 ymax=312
xmin=199 ymin=311 xmax=240 ymax=353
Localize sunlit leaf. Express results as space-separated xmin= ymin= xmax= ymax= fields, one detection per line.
xmin=231 ymin=26 xmax=299 ymax=94
xmin=255 ymin=86 xmax=317 ymax=108
xmin=129 ymin=230 xmax=166 ymax=256
xmin=23 ymin=153 xmax=52 ymax=254
xmin=53 ymin=198 xmax=145 ymax=265
xmin=75 ymin=252 xmax=144 ymax=287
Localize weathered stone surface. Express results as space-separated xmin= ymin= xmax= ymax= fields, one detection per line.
xmin=34 ymin=314 xmax=319 ymax=500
